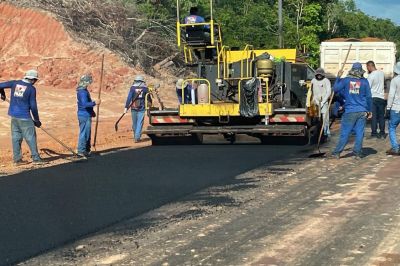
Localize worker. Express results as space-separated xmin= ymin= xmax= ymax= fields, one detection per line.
xmin=366 ymin=61 xmax=386 ymax=139
xmin=0 ymin=70 xmax=43 ymax=165
xmin=386 ymin=62 xmax=400 ymax=155
xmin=311 ymin=68 xmax=332 ymax=137
xmin=176 ymin=79 xmax=192 ymax=104
xmin=330 ymin=62 xmax=372 ymax=159
xmin=185 ymin=7 xmax=206 ymax=26
xmin=76 ymin=74 xmax=98 ymax=157
xmin=124 ymin=75 xmax=151 ymax=143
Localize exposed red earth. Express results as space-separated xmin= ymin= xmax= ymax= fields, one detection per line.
xmin=0 ymin=2 xmax=178 ymax=173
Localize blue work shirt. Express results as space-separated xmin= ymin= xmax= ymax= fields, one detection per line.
xmin=333 ymin=76 xmax=372 ymax=113
xmin=125 ymin=85 xmax=149 ymax=112
xmin=77 ymin=87 xmax=96 ymax=117
xmin=0 ymin=80 xmax=40 ymax=121
xmin=185 ymin=15 xmax=205 ymax=24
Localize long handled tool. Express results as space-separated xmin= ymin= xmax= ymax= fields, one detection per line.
xmin=3 ymin=98 xmax=81 ymax=157
xmin=310 ymin=44 xmax=352 ymax=158
xmin=114 ymin=90 xmax=142 ymax=132
xmin=39 ymin=126 xmax=80 ymax=157
xmin=114 ymin=84 xmax=160 ymax=131
xmin=93 ymin=54 xmax=105 ymax=150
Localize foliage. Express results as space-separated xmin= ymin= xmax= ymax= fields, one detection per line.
xmin=9 ymin=0 xmax=400 ymax=68
xmin=134 ymin=0 xmax=400 ymax=67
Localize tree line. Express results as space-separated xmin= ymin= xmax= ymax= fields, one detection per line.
xmin=130 ymin=0 xmax=400 ymax=67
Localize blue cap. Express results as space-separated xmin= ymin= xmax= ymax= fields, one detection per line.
xmin=352 ymin=62 xmax=363 ymax=70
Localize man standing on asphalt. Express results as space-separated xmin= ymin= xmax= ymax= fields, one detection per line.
xmin=330 ymin=62 xmax=372 ymax=159
xmin=366 ymin=61 xmax=386 ymax=139
xmin=311 ymin=68 xmax=332 ymax=138
xmin=386 ymin=62 xmax=400 ymax=155
xmin=124 ymin=75 xmax=151 ymax=143
xmin=0 ymin=70 xmax=44 ymax=165
xmin=76 ymin=74 xmax=99 ymax=157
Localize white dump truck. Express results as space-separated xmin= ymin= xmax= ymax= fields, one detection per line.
xmin=320 ymin=38 xmax=397 ymax=83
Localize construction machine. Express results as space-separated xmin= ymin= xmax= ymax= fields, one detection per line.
xmin=144 ymin=0 xmax=321 ymax=144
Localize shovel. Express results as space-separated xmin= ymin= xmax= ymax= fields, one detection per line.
xmin=309 ymin=44 xmax=352 ymax=158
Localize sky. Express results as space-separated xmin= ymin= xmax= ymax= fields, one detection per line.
xmin=355 ymin=0 xmax=400 ymax=25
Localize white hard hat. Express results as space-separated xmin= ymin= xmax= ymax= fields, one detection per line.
xmin=134 ymin=75 xmax=145 ymax=82
xmin=24 ymin=69 xmax=39 ymax=80
xmin=394 ymin=62 xmax=400 ymax=75
xmin=176 ymin=78 xmax=188 ymax=89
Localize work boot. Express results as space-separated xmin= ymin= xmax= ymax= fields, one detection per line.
xmin=13 ymin=160 xmax=27 ymax=166
xmin=32 ymin=159 xmax=46 ymax=165
xmin=326 ymin=152 xmax=340 ymax=159
xmin=77 ymin=153 xmax=88 ymax=159
xmin=353 ymin=153 xmax=364 ymax=160
xmin=377 ymin=132 xmax=387 ymax=139
xmin=369 ymin=133 xmax=378 ymax=139
xmin=386 ymin=148 xmax=400 ymax=155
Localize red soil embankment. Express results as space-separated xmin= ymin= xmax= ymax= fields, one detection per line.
xmin=0 ymin=2 xmax=135 ymax=91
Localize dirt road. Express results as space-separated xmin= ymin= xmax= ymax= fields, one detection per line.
xmin=13 ymin=134 xmax=400 ymax=266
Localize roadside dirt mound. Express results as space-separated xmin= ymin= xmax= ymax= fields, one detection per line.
xmin=0 ymin=2 xmax=135 ymax=91
xmin=0 ymin=2 xmax=180 ymax=171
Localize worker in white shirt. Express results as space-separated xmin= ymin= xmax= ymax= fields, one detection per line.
xmin=311 ymin=68 xmax=332 ymax=137
xmin=366 ymin=61 xmax=386 ymax=139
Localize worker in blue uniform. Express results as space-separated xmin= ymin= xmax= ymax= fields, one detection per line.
xmin=0 ymin=70 xmax=44 ymax=165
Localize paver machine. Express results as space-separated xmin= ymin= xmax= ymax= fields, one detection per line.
xmin=144 ymin=0 xmax=321 ymax=144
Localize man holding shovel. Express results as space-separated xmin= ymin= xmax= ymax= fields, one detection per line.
xmin=0 ymin=70 xmax=44 ymax=165
xmin=330 ymin=62 xmax=372 ymax=159
xmin=311 ymin=68 xmax=332 ymax=138
xmin=124 ymin=75 xmax=151 ymax=143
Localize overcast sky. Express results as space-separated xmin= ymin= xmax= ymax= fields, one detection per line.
xmin=355 ymin=0 xmax=400 ymax=25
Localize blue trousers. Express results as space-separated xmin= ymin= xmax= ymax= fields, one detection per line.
xmin=11 ymin=118 xmax=40 ymax=162
xmin=333 ymin=112 xmax=366 ymax=156
xmin=388 ymin=110 xmax=400 ymax=151
xmin=77 ymin=116 xmax=92 ymax=154
xmin=131 ymin=110 xmax=145 ymax=141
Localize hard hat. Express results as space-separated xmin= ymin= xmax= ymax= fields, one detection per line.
xmin=394 ymin=62 xmax=400 ymax=75
xmin=134 ymin=75 xmax=145 ymax=82
xmin=315 ymin=68 xmax=325 ymax=76
xmin=24 ymin=69 xmax=39 ymax=80
xmin=176 ymin=79 xmax=188 ymax=89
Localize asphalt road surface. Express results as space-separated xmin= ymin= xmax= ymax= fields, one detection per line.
xmin=0 ymin=142 xmax=304 ymax=265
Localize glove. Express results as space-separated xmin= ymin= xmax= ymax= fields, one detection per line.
xmin=33 ymin=120 xmax=42 ymax=128
xmin=0 ymin=90 xmax=5 ymax=101
xmin=91 ymin=111 xmax=96 ymax=118
xmin=124 ymin=108 xmax=128 ymax=114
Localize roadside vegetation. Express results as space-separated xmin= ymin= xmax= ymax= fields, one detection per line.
xmin=9 ymin=0 xmax=400 ymax=68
